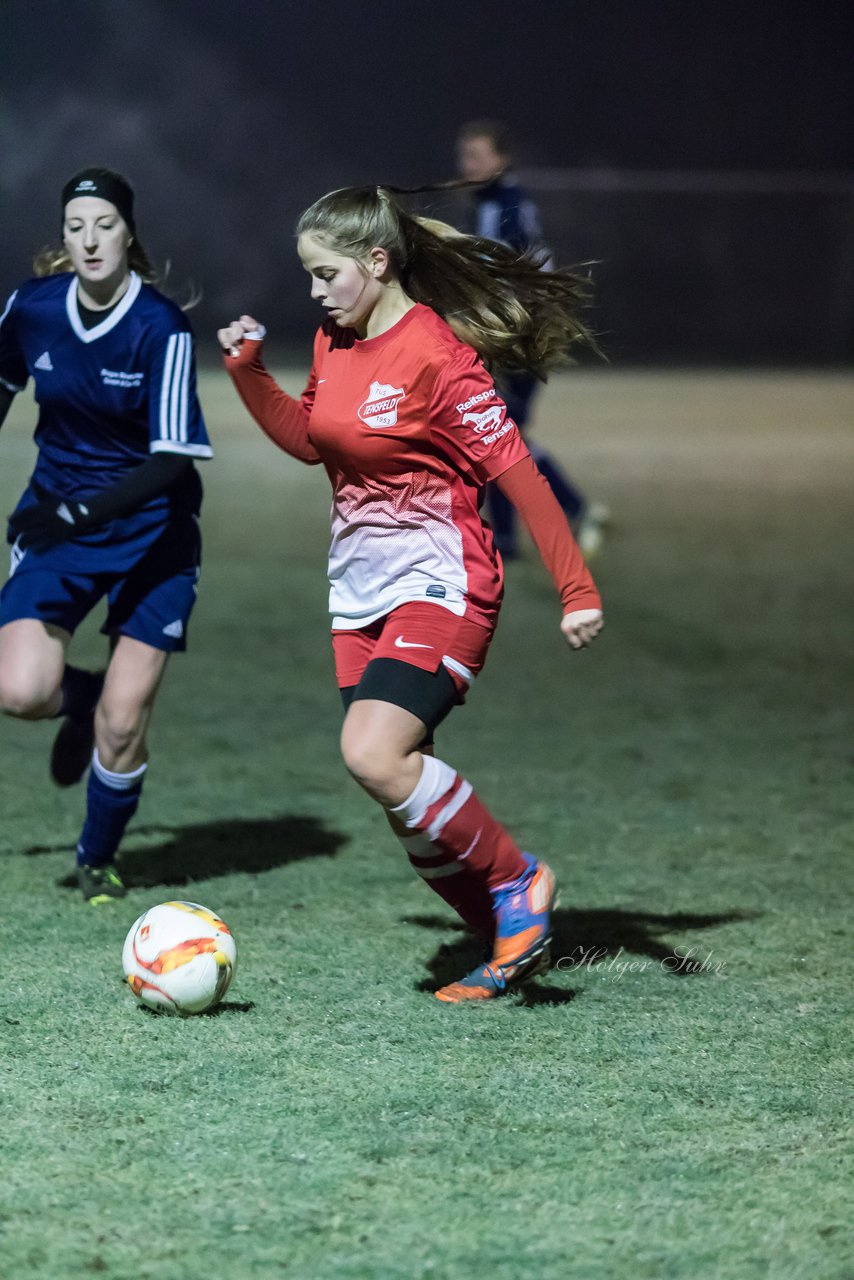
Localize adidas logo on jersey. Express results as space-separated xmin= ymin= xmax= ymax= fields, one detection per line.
xmin=162 ymin=620 xmax=184 ymax=639
xmin=34 ymin=351 xmax=53 ymax=371
xmin=358 ymin=381 xmax=406 ymax=429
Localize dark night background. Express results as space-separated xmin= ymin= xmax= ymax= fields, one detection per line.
xmin=1 ymin=1 xmax=852 ymax=363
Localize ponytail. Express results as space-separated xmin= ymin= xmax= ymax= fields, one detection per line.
xmin=296 ymin=186 xmax=597 ymax=375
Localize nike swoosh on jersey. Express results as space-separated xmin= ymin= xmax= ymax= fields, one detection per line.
xmin=394 ymin=636 xmax=433 ymax=650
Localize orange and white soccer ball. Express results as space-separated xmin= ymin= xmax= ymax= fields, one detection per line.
xmin=122 ymin=900 xmax=237 ymax=1015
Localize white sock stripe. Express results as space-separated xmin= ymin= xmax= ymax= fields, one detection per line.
xmin=426 ymin=779 xmax=473 ymax=843
xmin=399 ymin=833 xmax=434 ymax=856
xmin=391 ymin=755 xmax=457 ymax=828
xmin=411 ymin=861 xmax=464 ymax=880
xmin=405 ymin=848 xmax=457 ymax=867
xmin=92 ymin=749 xmax=148 ymax=791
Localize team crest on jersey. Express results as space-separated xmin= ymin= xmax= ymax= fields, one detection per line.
xmin=358 ymin=381 xmax=406 ymax=429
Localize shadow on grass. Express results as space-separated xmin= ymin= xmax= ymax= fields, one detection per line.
xmin=551 ymin=905 xmax=757 ymax=969
xmin=136 ymin=999 xmax=256 ymax=1018
xmin=29 ymin=814 xmax=348 ymax=892
xmin=406 ymin=905 xmax=757 ymax=1000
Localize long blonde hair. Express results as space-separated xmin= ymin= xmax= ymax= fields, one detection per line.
xmin=33 ymin=241 xmax=156 ymax=281
xmin=296 ymin=186 xmax=597 ymax=375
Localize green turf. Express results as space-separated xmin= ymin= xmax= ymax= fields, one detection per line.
xmin=1 ymin=369 xmax=851 ymax=1279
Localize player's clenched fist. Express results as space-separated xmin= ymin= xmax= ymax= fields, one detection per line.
xmin=560 ymin=608 xmax=604 ymax=650
xmin=217 ymin=315 xmax=265 ymax=358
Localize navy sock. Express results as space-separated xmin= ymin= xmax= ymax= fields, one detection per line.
xmin=77 ymin=751 xmax=146 ymax=868
xmin=58 ymin=666 xmax=103 ymax=722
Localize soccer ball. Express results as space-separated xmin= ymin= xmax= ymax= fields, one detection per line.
xmin=122 ymin=900 xmax=237 ymax=1016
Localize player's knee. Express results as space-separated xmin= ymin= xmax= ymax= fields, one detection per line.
xmin=340 ymin=729 xmax=400 ymax=796
xmin=95 ymin=702 xmax=144 ymax=758
xmin=0 ymin=670 xmax=57 ymax=719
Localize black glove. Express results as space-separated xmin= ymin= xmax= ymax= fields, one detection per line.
xmin=7 ymin=498 xmax=95 ymax=552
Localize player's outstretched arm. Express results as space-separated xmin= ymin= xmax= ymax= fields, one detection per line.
xmin=7 ymin=454 xmax=193 ymax=552
xmin=494 ymin=455 xmax=603 ymax=651
xmin=218 ymin=314 xmax=321 ymax=465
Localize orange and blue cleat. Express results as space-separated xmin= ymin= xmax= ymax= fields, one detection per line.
xmin=435 ymin=854 xmax=556 ymax=1003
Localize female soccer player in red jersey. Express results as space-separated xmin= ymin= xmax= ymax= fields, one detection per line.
xmin=218 ymin=185 xmax=603 ymax=1002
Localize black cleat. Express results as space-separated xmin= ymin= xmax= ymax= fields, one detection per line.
xmin=77 ymin=862 xmax=126 ymax=902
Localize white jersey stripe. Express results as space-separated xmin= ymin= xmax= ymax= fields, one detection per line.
xmin=0 ymin=290 xmax=18 ymax=329
xmin=171 ymin=333 xmax=189 ymax=442
xmin=159 ymin=334 xmax=177 ymax=441
xmin=168 ymin=334 xmax=185 ymax=442
xmin=158 ymin=332 xmax=191 ymax=444
xmin=178 ymin=334 xmax=190 ymax=442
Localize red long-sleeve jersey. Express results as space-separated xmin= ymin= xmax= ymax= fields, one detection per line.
xmin=226 ymin=303 xmax=600 ymax=627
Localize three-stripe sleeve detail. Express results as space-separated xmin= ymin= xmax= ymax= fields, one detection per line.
xmin=158 ymin=333 xmax=192 ymax=445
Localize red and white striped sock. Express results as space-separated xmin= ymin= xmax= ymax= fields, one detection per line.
xmin=397 ymin=829 xmax=495 ymax=938
xmin=391 ymin=757 xmax=528 ymax=892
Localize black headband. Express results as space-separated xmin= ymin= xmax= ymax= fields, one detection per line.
xmin=61 ymin=168 xmax=136 ymax=236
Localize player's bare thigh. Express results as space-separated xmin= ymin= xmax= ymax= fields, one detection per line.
xmin=0 ymin=618 xmax=70 ymax=718
xmin=340 ymin=698 xmax=429 ymax=808
xmin=96 ymin=635 xmax=170 ymax=773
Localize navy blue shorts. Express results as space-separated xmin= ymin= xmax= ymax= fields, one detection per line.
xmin=0 ymin=518 xmax=201 ymax=652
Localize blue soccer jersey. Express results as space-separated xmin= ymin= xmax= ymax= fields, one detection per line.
xmin=0 ymin=272 xmax=212 ymax=507
xmin=471 ymin=177 xmax=553 ymax=270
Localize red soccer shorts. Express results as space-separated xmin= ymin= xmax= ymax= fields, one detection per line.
xmin=332 ymin=601 xmax=495 ymax=697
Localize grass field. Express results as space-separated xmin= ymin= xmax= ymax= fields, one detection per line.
xmin=1 ymin=367 xmax=852 ymax=1280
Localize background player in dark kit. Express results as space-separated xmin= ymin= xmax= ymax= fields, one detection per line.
xmin=457 ymin=119 xmax=609 ymax=559
xmin=219 ymin=184 xmax=603 ymax=1002
xmin=0 ymin=168 xmax=212 ymax=901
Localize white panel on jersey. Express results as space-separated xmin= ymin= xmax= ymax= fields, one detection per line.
xmin=328 ymin=473 xmax=469 ymax=628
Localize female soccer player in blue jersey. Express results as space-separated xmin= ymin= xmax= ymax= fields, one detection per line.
xmin=0 ymin=168 xmax=212 ymax=901
xmin=457 ymin=120 xmax=609 ymax=560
